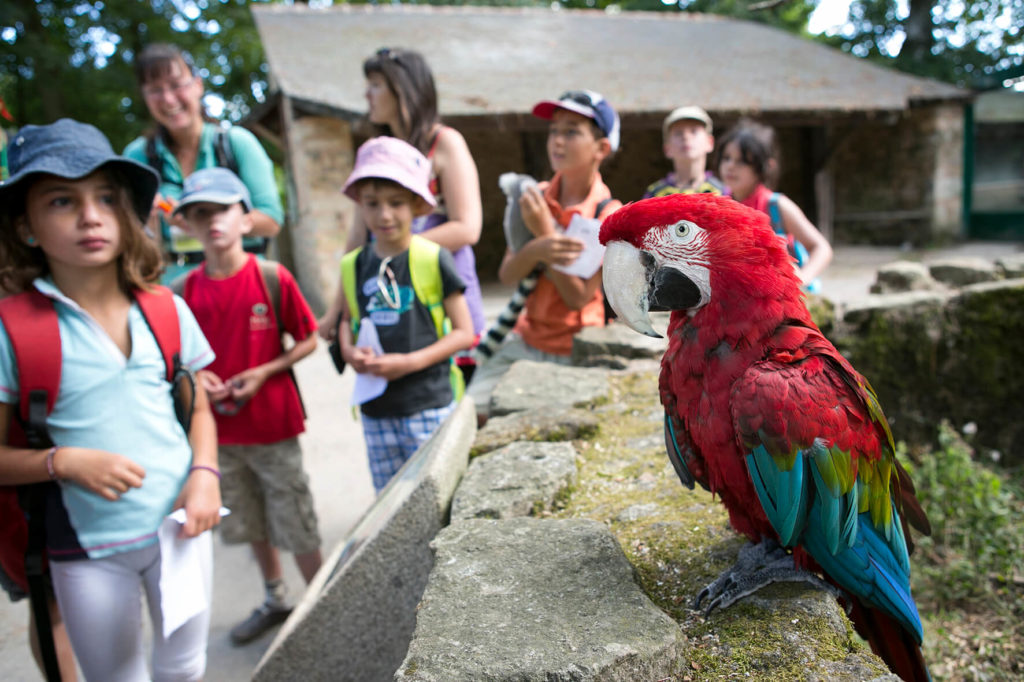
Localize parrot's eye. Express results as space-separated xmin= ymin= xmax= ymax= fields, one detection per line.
xmin=673 ymin=220 xmax=697 ymax=239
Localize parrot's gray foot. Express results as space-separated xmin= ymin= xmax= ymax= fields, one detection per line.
xmin=693 ymin=539 xmax=841 ymax=616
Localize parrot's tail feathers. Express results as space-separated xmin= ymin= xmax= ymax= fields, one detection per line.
xmin=849 ymin=600 xmax=931 ymax=682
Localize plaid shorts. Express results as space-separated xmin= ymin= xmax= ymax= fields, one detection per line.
xmin=362 ymin=402 xmax=456 ymax=492
xmin=218 ymin=438 xmax=321 ymax=554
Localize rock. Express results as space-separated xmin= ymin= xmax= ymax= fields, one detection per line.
xmin=253 ymin=400 xmax=476 ymax=682
xmin=928 ymin=257 xmax=1001 ymax=287
xmin=572 ymin=321 xmax=669 ymax=367
xmin=804 ymin=292 xmax=836 ymax=335
xmin=870 ymin=260 xmax=939 ymax=294
xmin=684 ymin=586 xmax=898 ymax=681
xmin=996 ymin=252 xmax=1024 ymax=279
xmin=615 ymin=502 xmax=662 ymax=522
xmin=839 ymin=290 xmax=949 ymax=327
xmin=943 ymin=278 xmax=1024 ymax=465
xmin=451 ymin=442 xmax=578 ymax=521
xmin=489 ymin=360 xmax=611 ymax=417
xmin=472 ymin=405 xmax=599 ymax=457
xmin=394 ymin=518 xmax=683 ymax=681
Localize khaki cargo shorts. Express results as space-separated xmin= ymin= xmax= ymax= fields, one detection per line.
xmin=218 ymin=438 xmax=321 ymax=554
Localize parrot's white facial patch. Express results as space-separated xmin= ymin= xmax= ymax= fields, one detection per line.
xmin=642 ymin=220 xmax=712 ymax=310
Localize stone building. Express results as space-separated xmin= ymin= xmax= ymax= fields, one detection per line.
xmin=247 ymin=4 xmax=967 ymax=311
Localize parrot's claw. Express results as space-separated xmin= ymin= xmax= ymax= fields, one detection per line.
xmin=693 ymin=539 xmax=842 ymax=616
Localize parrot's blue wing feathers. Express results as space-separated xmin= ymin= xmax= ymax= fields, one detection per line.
xmin=664 ymin=412 xmax=695 ymax=490
xmin=745 ymin=440 xmax=923 ymax=644
xmin=746 ymin=445 xmax=807 ymax=547
xmin=804 ymin=509 xmax=923 ymax=643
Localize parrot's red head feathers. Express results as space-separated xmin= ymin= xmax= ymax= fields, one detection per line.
xmin=600 ymin=193 xmax=788 ymax=270
xmin=599 ymin=194 xmax=810 ymax=334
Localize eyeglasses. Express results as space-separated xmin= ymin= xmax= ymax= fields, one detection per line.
xmin=376 ymin=256 xmax=401 ymax=309
xmin=142 ymin=77 xmax=196 ymax=100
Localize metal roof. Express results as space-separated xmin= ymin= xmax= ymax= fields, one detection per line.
xmin=251 ymin=5 xmax=967 ymax=120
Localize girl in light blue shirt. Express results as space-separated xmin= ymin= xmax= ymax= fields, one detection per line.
xmin=0 ymin=119 xmax=220 ymax=682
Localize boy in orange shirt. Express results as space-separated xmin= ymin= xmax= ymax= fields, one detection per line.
xmin=467 ymin=90 xmax=622 ymax=422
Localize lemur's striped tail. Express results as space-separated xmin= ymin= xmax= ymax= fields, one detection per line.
xmin=473 ymin=266 xmax=542 ymax=362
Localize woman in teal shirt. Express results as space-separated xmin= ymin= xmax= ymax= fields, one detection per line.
xmin=123 ymin=43 xmax=283 ymax=281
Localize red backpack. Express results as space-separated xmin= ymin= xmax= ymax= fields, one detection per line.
xmin=0 ymin=285 xmax=187 ymax=681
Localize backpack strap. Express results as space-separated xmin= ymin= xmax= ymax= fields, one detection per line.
xmin=767 ymin=192 xmax=784 ymax=235
xmin=144 ymin=135 xmax=164 ymax=181
xmin=594 ymin=198 xmax=612 ymax=220
xmin=767 ymin=192 xmax=809 ymax=268
xmin=0 ymin=291 xmax=61 ymax=433
xmin=341 ymin=247 xmax=363 ymax=335
xmin=408 ymin=235 xmax=464 ymax=401
xmin=134 ymin=286 xmax=180 ymax=384
xmin=213 ymin=129 xmax=240 ymax=176
xmin=253 ymin=260 xmax=307 ymax=416
xmin=0 ymin=291 xmax=63 ymax=682
xmin=408 ymin=235 xmax=446 ymax=339
xmin=255 ymin=259 xmax=282 ymax=330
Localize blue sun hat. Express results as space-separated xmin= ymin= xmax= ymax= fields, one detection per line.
xmin=0 ymin=118 xmax=159 ymax=222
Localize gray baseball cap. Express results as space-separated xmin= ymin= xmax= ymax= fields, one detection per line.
xmin=175 ymin=167 xmax=253 ymax=214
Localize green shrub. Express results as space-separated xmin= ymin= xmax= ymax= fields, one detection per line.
xmin=902 ymin=422 xmax=1024 ymax=611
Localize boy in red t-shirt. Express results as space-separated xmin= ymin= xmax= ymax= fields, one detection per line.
xmin=175 ymin=168 xmax=323 ymax=645
xmin=466 ymin=90 xmax=622 ymax=423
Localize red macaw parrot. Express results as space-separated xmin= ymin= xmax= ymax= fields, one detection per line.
xmin=599 ymin=193 xmax=932 ymax=682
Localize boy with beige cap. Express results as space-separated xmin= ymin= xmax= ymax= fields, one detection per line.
xmin=643 ymin=105 xmax=724 ymax=198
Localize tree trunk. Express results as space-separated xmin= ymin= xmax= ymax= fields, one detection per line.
xmin=901 ymin=0 xmax=935 ymax=65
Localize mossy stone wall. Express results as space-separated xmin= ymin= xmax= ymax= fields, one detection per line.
xmin=830 ymin=280 xmax=1024 ymax=465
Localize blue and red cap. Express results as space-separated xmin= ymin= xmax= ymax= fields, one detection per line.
xmin=532 ymin=90 xmax=621 ymax=153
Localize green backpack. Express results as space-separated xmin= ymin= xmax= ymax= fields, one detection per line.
xmin=341 ymin=235 xmax=464 ymax=401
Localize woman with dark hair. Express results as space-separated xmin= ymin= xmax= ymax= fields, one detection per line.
xmin=717 ymin=118 xmax=832 ymax=291
xmin=320 ymin=48 xmax=485 ymax=369
xmin=123 ymin=43 xmax=283 ymax=282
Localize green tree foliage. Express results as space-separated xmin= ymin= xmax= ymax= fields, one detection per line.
xmin=817 ymin=0 xmax=1024 ymax=87
xmin=0 ymin=0 xmax=270 ymax=149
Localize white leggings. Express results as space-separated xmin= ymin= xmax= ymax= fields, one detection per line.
xmin=50 ymin=537 xmax=212 ymax=682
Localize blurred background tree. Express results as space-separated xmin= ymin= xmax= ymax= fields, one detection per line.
xmin=0 ymin=0 xmax=271 ymax=149
xmin=814 ymin=0 xmax=1023 ymax=87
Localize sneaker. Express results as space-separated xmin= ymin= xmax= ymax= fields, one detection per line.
xmin=229 ymin=603 xmax=293 ymax=645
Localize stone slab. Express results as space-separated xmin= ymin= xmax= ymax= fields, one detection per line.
xmin=489 ymin=360 xmax=611 ymax=417
xmin=471 ymin=405 xmax=599 ymax=457
xmin=451 ymin=441 xmax=578 ymax=520
xmin=395 ymin=517 xmax=682 ymax=681
xmin=253 ymin=398 xmax=477 ymax=682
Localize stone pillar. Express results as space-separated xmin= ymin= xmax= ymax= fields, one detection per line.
xmin=280 ymin=105 xmax=355 ymax=314
xmin=930 ymin=102 xmax=966 ymax=242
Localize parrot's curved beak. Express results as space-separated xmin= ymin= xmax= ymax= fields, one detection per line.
xmin=603 ymin=241 xmax=662 ymax=338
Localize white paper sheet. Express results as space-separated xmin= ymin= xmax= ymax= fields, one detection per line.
xmin=551 ymin=213 xmax=606 ymax=279
xmin=157 ymin=508 xmax=225 ymax=639
xmin=351 ymin=318 xmax=388 ymax=405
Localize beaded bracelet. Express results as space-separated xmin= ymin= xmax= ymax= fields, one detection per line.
xmin=45 ymin=445 xmax=60 ymax=482
xmin=189 ymin=465 xmax=222 ymax=480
